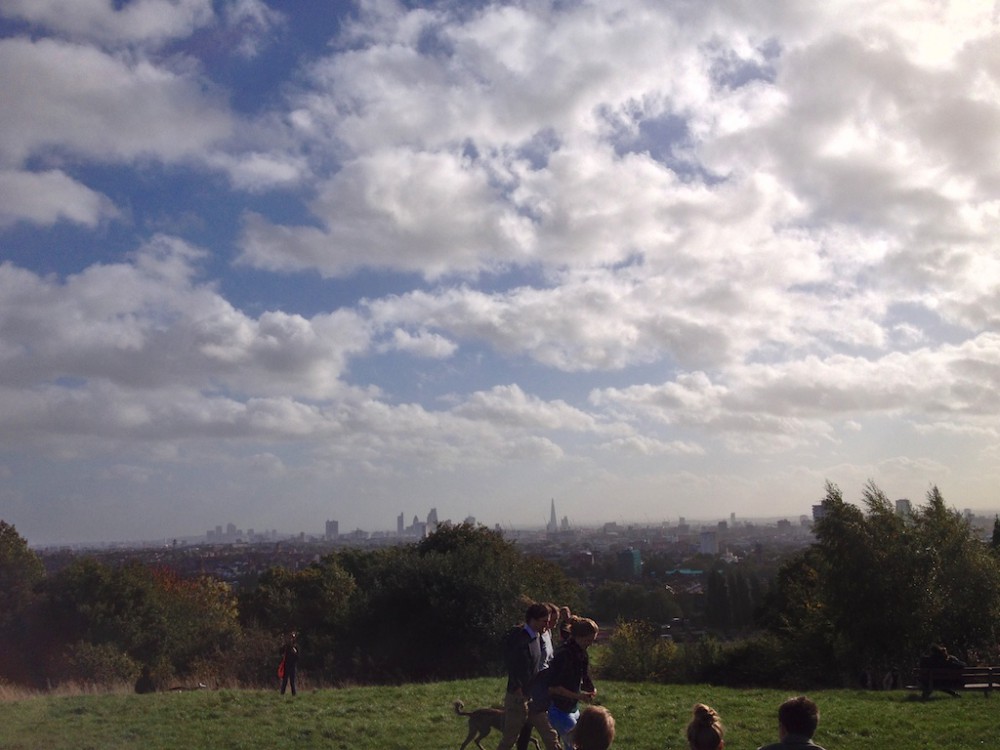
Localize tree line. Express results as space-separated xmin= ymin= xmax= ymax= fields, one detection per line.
xmin=0 ymin=522 xmax=579 ymax=689
xmin=2 ymin=482 xmax=998 ymax=691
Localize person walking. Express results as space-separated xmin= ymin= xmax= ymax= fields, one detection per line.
xmin=279 ymin=630 xmax=299 ymax=696
xmin=497 ymin=602 xmax=562 ymax=750
xmin=546 ymin=618 xmax=599 ymax=749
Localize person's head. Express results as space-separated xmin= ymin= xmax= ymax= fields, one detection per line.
xmin=545 ymin=602 xmax=559 ymax=630
xmin=570 ymin=617 xmax=599 ymax=647
xmin=525 ymin=602 xmax=550 ymax=631
xmin=573 ymin=705 xmax=615 ymax=750
xmin=686 ymin=703 xmax=724 ymax=750
xmin=777 ymin=696 xmax=819 ymax=739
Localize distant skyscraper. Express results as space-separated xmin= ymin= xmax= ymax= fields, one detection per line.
xmin=427 ymin=507 xmax=438 ymax=529
xmin=397 ymin=513 xmax=404 ymax=535
xmin=895 ymin=498 xmax=912 ymax=517
xmin=699 ymin=531 xmax=718 ymax=555
xmin=547 ymin=498 xmax=558 ymax=533
xmin=325 ymin=519 xmax=339 ymax=539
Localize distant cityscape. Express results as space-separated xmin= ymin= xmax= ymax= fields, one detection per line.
xmin=30 ymin=496 xmax=999 ymax=597
xmin=37 ymin=494 xmax=994 ymax=554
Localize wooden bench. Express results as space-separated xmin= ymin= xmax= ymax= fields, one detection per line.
xmin=908 ymin=666 xmax=1000 ymax=698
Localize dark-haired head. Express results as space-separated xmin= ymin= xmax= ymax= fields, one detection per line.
xmin=778 ymin=696 xmax=819 ymax=739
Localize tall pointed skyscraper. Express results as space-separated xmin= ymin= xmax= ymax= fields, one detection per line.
xmin=547 ymin=498 xmax=558 ymax=534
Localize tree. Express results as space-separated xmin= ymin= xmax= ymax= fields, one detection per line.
xmin=326 ymin=522 xmax=582 ymax=682
xmin=0 ymin=521 xmax=44 ymax=628
xmin=36 ymin=558 xmax=243 ymax=686
xmin=238 ymin=557 xmax=356 ymax=683
xmin=0 ymin=521 xmax=46 ymax=682
xmin=911 ymin=487 xmax=1000 ymax=659
xmin=590 ymin=581 xmax=681 ymax=625
xmin=768 ymin=482 xmax=1000 ymax=685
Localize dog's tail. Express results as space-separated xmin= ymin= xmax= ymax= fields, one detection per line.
xmin=454 ymin=699 xmax=471 ymax=716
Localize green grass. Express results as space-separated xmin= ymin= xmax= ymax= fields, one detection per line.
xmin=0 ymin=678 xmax=990 ymax=750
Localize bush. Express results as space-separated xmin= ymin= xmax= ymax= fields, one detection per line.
xmin=671 ymin=636 xmax=724 ymax=683
xmin=58 ymin=641 xmax=140 ymax=687
xmin=702 ymin=633 xmax=796 ymax=687
xmin=600 ymin=620 xmax=676 ymax=681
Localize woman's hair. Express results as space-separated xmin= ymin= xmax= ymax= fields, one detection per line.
xmin=571 ymin=617 xmax=599 ymax=639
xmin=573 ymin=705 xmax=615 ymax=750
xmin=686 ymin=703 xmax=724 ymax=750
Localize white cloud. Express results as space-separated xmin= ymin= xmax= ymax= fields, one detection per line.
xmin=590 ymin=334 xmax=1000 ymax=451
xmin=1 ymin=0 xmax=215 ymax=47
xmin=381 ymin=328 xmax=457 ymax=359
xmin=0 ymin=236 xmax=371 ymax=399
xmin=0 ymin=37 xmax=232 ymax=168
xmin=453 ymin=384 xmax=600 ymax=432
xmin=601 ymin=435 xmax=704 ymax=457
xmin=0 ymin=169 xmax=118 ymax=227
xmin=238 ymin=147 xmax=536 ymax=278
xmin=222 ymin=0 xmax=285 ymax=59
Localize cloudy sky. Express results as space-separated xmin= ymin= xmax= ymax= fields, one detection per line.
xmin=2 ymin=0 xmax=999 ymax=546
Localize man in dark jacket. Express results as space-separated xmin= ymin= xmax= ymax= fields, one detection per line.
xmin=497 ymin=603 xmax=561 ymax=750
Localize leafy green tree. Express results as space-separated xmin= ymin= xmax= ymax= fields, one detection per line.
xmin=238 ymin=557 xmax=356 ymax=682
xmin=590 ymin=581 xmax=681 ymax=625
xmin=704 ymin=568 xmax=731 ymax=630
xmin=811 ymin=481 xmax=926 ymax=678
xmin=329 ymin=523 xmax=582 ymax=682
xmin=0 ymin=521 xmax=46 ymax=682
xmin=768 ymin=482 xmax=1000 ymax=685
xmin=36 ymin=558 xmax=242 ymax=686
xmin=0 ymin=521 xmax=44 ymax=628
xmin=911 ymin=487 xmax=1000 ymax=658
xmin=150 ymin=568 xmax=241 ymax=675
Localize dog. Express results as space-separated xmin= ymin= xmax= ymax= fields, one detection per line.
xmin=453 ymin=699 xmax=540 ymax=750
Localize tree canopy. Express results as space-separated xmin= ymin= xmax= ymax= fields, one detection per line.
xmin=767 ymin=482 xmax=1000 ymax=682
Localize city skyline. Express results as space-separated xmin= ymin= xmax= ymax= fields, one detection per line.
xmin=28 ymin=493 xmax=999 ymax=550
xmin=2 ymin=2 xmax=999 ymax=546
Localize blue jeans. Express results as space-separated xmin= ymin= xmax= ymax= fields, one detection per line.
xmin=547 ymin=705 xmax=579 ymax=747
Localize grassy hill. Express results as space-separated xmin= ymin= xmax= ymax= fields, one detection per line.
xmin=0 ymin=677 xmax=984 ymax=750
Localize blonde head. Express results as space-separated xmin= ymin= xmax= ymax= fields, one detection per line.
xmin=686 ymin=703 xmax=724 ymax=750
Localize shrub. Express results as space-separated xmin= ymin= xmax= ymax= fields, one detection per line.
xmin=59 ymin=641 xmax=140 ymax=687
xmin=600 ymin=620 xmax=676 ymax=682
xmin=702 ymin=633 xmax=796 ymax=687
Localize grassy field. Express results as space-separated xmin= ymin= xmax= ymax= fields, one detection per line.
xmin=0 ymin=677 xmax=988 ymax=750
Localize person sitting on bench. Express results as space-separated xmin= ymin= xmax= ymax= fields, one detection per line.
xmin=919 ymin=644 xmax=966 ymax=698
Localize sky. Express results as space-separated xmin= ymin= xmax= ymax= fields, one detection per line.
xmin=1 ymin=0 xmax=999 ymax=546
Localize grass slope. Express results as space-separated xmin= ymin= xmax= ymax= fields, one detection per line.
xmin=0 ymin=677 xmax=985 ymax=750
